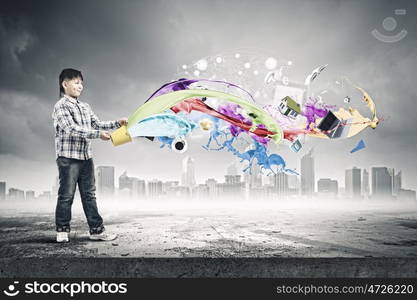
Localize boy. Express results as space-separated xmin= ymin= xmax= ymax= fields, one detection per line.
xmin=52 ymin=68 xmax=127 ymax=243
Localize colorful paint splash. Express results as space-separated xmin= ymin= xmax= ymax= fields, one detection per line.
xmin=204 ymin=133 xmax=298 ymax=175
xmin=350 ymin=139 xmax=366 ymax=153
xmin=302 ymin=98 xmax=335 ymax=130
xmin=111 ymin=58 xmax=380 ymax=176
xmin=128 ymin=114 xmax=196 ymax=138
xmin=146 ymin=78 xmax=256 ymax=103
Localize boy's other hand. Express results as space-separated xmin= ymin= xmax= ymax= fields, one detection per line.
xmin=118 ymin=118 xmax=128 ymax=126
xmin=100 ymin=131 xmax=111 ymax=141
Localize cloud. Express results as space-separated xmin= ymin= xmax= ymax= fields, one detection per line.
xmin=0 ymin=90 xmax=54 ymax=160
xmin=0 ymin=15 xmax=36 ymax=78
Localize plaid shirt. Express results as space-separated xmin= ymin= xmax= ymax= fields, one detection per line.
xmin=52 ymin=95 xmax=120 ymax=160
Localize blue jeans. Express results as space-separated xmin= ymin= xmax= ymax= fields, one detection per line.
xmin=55 ymin=157 xmax=104 ymax=234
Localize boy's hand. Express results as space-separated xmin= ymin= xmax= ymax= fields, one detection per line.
xmin=118 ymin=118 xmax=128 ymax=126
xmin=100 ymin=131 xmax=111 ymax=141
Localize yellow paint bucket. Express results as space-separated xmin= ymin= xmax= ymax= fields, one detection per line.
xmin=110 ymin=125 xmax=132 ymax=146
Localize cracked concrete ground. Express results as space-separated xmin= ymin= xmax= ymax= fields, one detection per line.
xmin=1 ymin=199 xmax=417 ymax=259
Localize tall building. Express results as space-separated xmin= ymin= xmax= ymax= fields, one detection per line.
xmin=221 ymin=165 xmax=245 ymax=199
xmin=0 ymin=181 xmax=5 ymax=201
xmin=131 ymin=178 xmax=146 ymax=199
xmin=117 ymin=171 xmax=146 ymax=199
xmin=25 ymin=190 xmax=35 ymax=201
xmin=317 ymin=178 xmax=338 ymax=197
xmin=225 ymin=175 xmax=242 ymax=185
xmin=205 ymin=178 xmax=218 ymax=198
xmin=218 ymin=181 xmax=245 ymax=199
xmin=8 ymin=188 xmax=25 ymax=201
xmin=287 ymin=175 xmax=300 ymax=195
xmin=225 ymin=162 xmax=241 ymax=185
xmin=181 ymin=156 xmax=196 ymax=188
xmin=388 ymin=168 xmax=395 ymax=192
xmin=194 ymin=184 xmax=209 ymax=199
xmin=119 ymin=171 xmax=133 ymax=190
xmin=345 ymin=167 xmax=361 ymax=198
xmin=362 ymin=169 xmax=370 ymax=198
xmin=163 ymin=181 xmax=179 ymax=193
xmin=148 ymin=179 xmax=163 ymax=198
xmin=393 ymin=171 xmax=402 ymax=197
xmin=372 ymin=167 xmax=393 ymax=199
xmin=288 ymin=175 xmax=300 ymax=189
xmin=301 ymin=148 xmax=315 ymax=197
xmin=164 ymin=181 xmax=184 ymax=199
xmin=244 ymin=163 xmax=262 ymax=189
xmin=97 ymin=166 xmax=115 ymax=197
xmin=270 ymin=173 xmax=289 ymax=199
xmin=166 ymin=185 xmax=190 ymax=199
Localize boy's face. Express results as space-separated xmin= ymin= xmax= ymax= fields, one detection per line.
xmin=62 ymin=77 xmax=83 ymax=98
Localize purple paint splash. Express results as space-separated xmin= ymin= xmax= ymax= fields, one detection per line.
xmin=302 ymin=97 xmax=336 ymax=129
xmin=217 ymin=103 xmax=270 ymax=145
xmin=218 ymin=103 xmax=251 ymax=136
xmin=145 ymin=78 xmax=256 ymax=103
xmin=145 ymin=79 xmax=198 ymax=102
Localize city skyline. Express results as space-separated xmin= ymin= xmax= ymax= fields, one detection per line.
xmin=1 ymin=156 xmax=415 ymax=193
xmin=1 ymin=153 xmax=415 ymax=201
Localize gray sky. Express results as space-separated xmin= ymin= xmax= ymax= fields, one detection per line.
xmin=0 ymin=0 xmax=416 ymax=193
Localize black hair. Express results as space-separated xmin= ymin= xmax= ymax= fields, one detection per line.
xmin=59 ymin=68 xmax=83 ymax=97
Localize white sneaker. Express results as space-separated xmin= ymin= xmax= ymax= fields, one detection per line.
xmin=56 ymin=232 xmax=69 ymax=243
xmin=89 ymin=231 xmax=117 ymax=241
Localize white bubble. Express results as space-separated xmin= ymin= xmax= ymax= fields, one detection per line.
xmin=265 ymin=57 xmax=277 ymax=70
xmin=244 ymin=62 xmax=251 ymax=69
xmin=288 ymin=61 xmax=293 ymax=66
xmin=238 ymin=71 xmax=243 ymax=75
xmin=216 ymin=57 xmax=223 ymax=63
xmin=182 ymin=65 xmax=187 ymax=70
xmin=195 ymin=59 xmax=208 ymax=71
xmin=194 ymin=70 xmax=200 ymax=76
xmin=253 ymin=70 xmax=259 ymax=75
xmin=235 ymin=53 xmax=241 ymax=58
